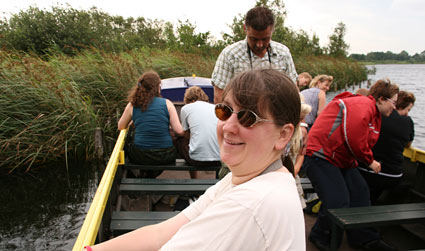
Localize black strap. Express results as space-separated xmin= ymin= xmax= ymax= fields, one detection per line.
xmin=247 ymin=43 xmax=272 ymax=69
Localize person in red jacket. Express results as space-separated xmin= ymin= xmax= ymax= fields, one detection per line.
xmin=304 ymin=79 xmax=399 ymax=251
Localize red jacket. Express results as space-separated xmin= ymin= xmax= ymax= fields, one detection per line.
xmin=306 ymin=92 xmax=381 ymax=169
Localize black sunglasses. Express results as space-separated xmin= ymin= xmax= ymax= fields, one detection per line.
xmin=215 ymin=103 xmax=273 ymax=127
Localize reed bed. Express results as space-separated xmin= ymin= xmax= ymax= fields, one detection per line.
xmin=0 ymin=48 xmax=366 ymax=174
xmin=295 ymin=55 xmax=368 ymax=91
xmin=0 ymin=51 xmax=97 ymax=173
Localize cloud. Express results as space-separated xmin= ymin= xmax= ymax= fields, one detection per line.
xmin=390 ymin=0 xmax=425 ymax=17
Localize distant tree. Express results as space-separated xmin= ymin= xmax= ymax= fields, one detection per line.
xmin=0 ymin=5 xmax=216 ymax=56
xmin=350 ymin=53 xmax=366 ymax=61
xmin=397 ymin=50 xmax=409 ymax=61
xmin=175 ymin=20 xmax=212 ymax=52
xmin=328 ymin=22 xmax=349 ymax=58
xmin=350 ymin=49 xmax=425 ymax=63
xmin=223 ymin=0 xmax=287 ymax=43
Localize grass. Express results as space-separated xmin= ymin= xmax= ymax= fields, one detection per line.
xmin=0 ymin=48 xmax=367 ymax=174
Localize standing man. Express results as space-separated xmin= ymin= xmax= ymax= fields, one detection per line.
xmin=212 ymin=6 xmax=298 ymax=104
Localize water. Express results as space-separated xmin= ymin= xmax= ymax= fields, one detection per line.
xmin=0 ymin=162 xmax=98 ymax=250
xmin=327 ymin=64 xmax=425 ymax=150
xmin=1 ymin=64 xmax=424 ymax=250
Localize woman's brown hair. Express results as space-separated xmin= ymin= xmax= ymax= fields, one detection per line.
xmin=128 ymin=71 xmax=161 ymax=111
xmin=396 ymin=90 xmax=415 ymax=110
xmin=368 ymin=78 xmax=399 ymax=101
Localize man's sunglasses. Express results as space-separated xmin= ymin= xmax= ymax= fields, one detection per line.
xmin=215 ymin=103 xmax=273 ymax=127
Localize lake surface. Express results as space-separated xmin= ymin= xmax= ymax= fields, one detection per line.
xmin=327 ymin=64 xmax=425 ymax=150
xmin=0 ymin=162 xmax=97 ymax=250
xmin=1 ymin=64 xmax=424 ymax=250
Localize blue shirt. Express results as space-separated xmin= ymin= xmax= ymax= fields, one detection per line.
xmin=133 ymin=97 xmax=173 ymax=149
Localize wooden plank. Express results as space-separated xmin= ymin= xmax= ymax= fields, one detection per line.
xmin=112 ymin=211 xmax=178 ymax=220
xmin=120 ymin=184 xmax=212 ymax=195
xmin=328 ymin=203 xmax=425 ymax=216
xmin=300 ymin=177 xmax=311 ymax=184
xmin=121 ymin=178 xmax=219 ymax=185
xmin=329 ymin=203 xmax=425 ymax=250
xmin=333 ymin=210 xmax=425 ymax=229
xmin=327 ymin=203 xmax=425 ymax=229
xmin=110 ymin=211 xmax=179 ymax=235
xmin=300 ymin=177 xmax=314 ymax=193
xmin=111 ymin=220 xmax=162 ymax=234
xmin=123 ymin=159 xmax=221 ymax=171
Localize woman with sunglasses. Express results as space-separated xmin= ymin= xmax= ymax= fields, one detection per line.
xmin=303 ymin=79 xmax=399 ymax=251
xmin=86 ymin=69 xmax=305 ymax=251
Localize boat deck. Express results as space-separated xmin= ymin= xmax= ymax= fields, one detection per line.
xmin=123 ymin=170 xmax=425 ymax=250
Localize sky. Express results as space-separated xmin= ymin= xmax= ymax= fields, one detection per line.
xmin=1 ymin=0 xmax=425 ymax=55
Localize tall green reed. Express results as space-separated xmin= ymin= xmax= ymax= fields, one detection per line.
xmin=0 ymin=51 xmax=96 ymax=174
xmin=295 ymin=55 xmax=368 ymax=90
xmin=0 ymin=48 xmax=366 ymax=174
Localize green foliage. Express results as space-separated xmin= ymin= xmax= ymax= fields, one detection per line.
xmin=350 ymin=50 xmax=425 ymax=63
xmin=295 ymin=55 xmax=367 ymax=90
xmin=0 ymin=50 xmax=97 ymax=173
xmin=328 ymin=22 xmax=349 ymax=58
xmin=0 ymin=5 xmax=217 ymax=57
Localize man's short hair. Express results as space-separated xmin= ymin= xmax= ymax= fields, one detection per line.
xmin=245 ymin=6 xmax=274 ymax=30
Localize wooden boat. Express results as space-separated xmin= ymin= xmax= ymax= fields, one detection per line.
xmin=72 ymin=77 xmax=425 ymax=250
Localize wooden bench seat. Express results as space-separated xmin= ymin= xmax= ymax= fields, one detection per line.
xmin=123 ymin=159 xmax=221 ymax=178
xmin=120 ymin=183 xmax=215 ymax=195
xmin=121 ymin=177 xmax=312 ymax=194
xmin=300 ymin=177 xmax=314 ymax=193
xmin=121 ymin=178 xmax=219 ymax=185
xmin=327 ymin=202 xmax=425 ymax=250
xmin=121 ymin=177 xmax=312 ymax=192
xmin=110 ymin=211 xmax=179 ymax=235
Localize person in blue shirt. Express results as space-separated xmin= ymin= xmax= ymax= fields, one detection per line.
xmin=118 ymin=71 xmax=184 ymax=178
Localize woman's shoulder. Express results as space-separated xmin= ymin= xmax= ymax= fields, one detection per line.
xmin=162 ymin=98 xmax=175 ymax=107
xmin=301 ymin=87 xmax=320 ymax=95
xmin=230 ymin=173 xmax=298 ymax=206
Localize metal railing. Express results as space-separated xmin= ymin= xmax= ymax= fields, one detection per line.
xmin=73 ymin=129 xmax=127 ymax=251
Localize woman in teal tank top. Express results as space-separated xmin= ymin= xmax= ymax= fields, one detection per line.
xmin=118 ymin=71 xmax=184 ymax=178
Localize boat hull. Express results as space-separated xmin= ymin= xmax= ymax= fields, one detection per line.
xmin=160 ymin=76 xmax=214 ymax=103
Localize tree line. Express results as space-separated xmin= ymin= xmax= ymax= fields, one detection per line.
xmin=0 ymin=1 xmax=350 ymax=59
xmin=350 ymin=50 xmax=425 ymax=63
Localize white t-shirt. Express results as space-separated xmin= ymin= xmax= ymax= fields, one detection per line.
xmin=161 ymin=172 xmax=306 ymax=251
xmin=180 ymin=101 xmax=220 ymax=161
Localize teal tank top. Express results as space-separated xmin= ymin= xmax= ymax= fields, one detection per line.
xmin=133 ymin=97 xmax=173 ymax=149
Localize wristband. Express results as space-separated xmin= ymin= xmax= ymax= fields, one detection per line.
xmin=83 ymin=246 xmax=93 ymax=251
xmin=300 ymin=122 xmax=308 ymax=128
